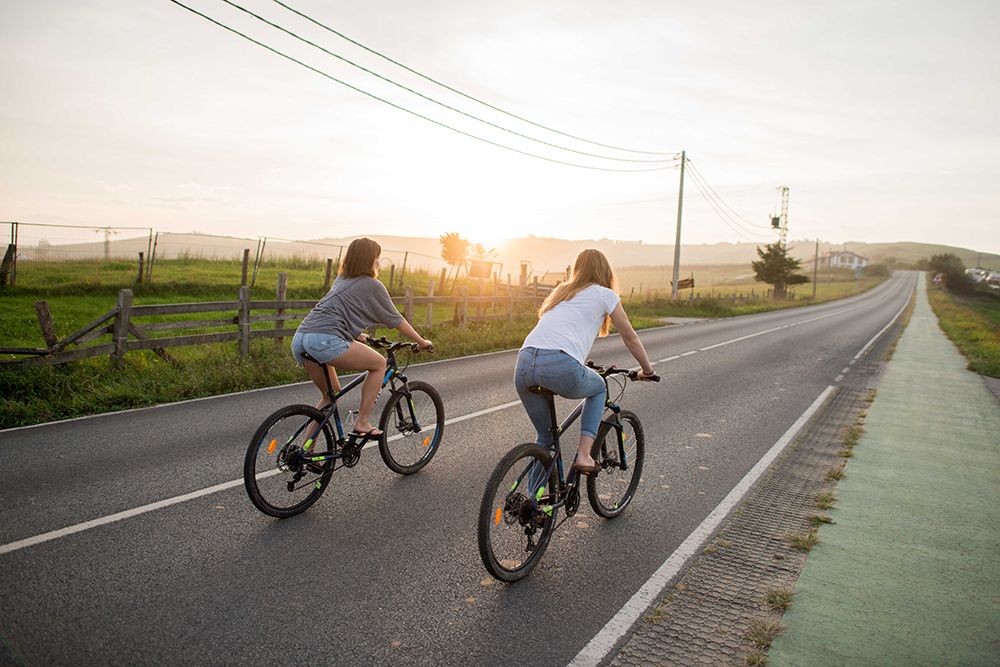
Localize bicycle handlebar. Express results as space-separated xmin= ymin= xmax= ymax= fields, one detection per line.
xmin=586 ymin=360 xmax=660 ymax=382
xmin=366 ymin=336 xmax=433 ymax=353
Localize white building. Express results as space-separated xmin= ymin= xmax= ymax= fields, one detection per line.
xmin=824 ymin=251 xmax=869 ymax=270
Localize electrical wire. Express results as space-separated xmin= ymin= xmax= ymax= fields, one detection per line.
xmin=685 ymin=163 xmax=773 ymax=240
xmin=269 ymin=0 xmax=674 ymax=157
xmin=167 ymin=0 xmax=675 ymax=173
xmin=686 ymin=165 xmax=771 ymax=242
xmin=219 ymin=0 xmax=673 ymax=164
xmin=685 ymin=160 xmax=774 ymax=230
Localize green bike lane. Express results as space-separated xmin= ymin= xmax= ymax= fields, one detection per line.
xmin=769 ymin=274 xmax=1000 ymax=666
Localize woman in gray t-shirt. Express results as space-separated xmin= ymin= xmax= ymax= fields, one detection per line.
xmin=292 ymin=238 xmax=432 ymax=436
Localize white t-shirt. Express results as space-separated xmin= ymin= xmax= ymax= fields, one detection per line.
xmin=521 ymin=284 xmax=621 ymax=364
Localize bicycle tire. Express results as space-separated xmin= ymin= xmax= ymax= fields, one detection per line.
xmin=377 ymin=380 xmax=445 ymax=475
xmin=244 ymin=404 xmax=335 ymax=518
xmin=478 ymin=443 xmax=558 ymax=582
xmin=587 ymin=410 xmax=645 ymax=519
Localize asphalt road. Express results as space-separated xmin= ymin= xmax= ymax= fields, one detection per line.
xmin=0 ymin=272 xmax=916 ymax=666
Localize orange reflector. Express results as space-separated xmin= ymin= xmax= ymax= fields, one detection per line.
xmin=494 ymin=507 xmax=502 ymax=525
xmin=267 ymin=439 xmax=277 ymax=454
xmin=423 ymin=436 xmax=431 ymax=447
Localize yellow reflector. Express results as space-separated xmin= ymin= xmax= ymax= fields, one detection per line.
xmin=494 ymin=507 xmax=502 ymax=525
xmin=423 ymin=436 xmax=431 ymax=447
xmin=267 ymin=439 xmax=276 ymax=454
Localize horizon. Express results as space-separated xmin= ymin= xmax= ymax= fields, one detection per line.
xmin=2 ymin=0 xmax=998 ymax=254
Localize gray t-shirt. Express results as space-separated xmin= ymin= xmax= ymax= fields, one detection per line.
xmin=297 ymin=276 xmax=403 ymax=340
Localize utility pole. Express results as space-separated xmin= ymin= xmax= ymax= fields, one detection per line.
xmin=671 ymin=150 xmax=686 ymax=299
xmin=777 ymin=186 xmax=790 ymax=248
xmin=812 ymin=238 xmax=819 ymax=299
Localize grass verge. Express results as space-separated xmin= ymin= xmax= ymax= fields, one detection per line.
xmin=926 ymin=287 xmax=1000 ymax=378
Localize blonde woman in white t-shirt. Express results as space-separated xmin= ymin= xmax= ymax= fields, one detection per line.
xmin=515 ymin=249 xmax=656 ymax=474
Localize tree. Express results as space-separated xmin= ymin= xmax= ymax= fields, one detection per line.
xmin=927 ymin=253 xmax=973 ymax=294
xmin=751 ymin=242 xmax=809 ymax=299
xmin=439 ymin=232 xmax=470 ymax=291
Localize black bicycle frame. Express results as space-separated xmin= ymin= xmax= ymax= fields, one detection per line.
xmin=295 ymin=350 xmax=420 ymax=463
xmin=522 ymin=381 xmax=626 ymax=514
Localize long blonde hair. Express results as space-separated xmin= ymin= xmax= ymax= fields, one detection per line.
xmin=538 ymin=249 xmax=618 ymax=337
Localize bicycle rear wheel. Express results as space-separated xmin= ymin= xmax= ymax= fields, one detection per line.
xmin=378 ymin=380 xmax=445 ymax=475
xmin=244 ymin=404 xmax=335 ymax=518
xmin=477 ymin=443 xmax=558 ymax=582
xmin=587 ymin=410 xmax=645 ymax=519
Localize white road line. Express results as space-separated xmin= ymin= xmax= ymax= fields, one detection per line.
xmin=835 ymin=374 xmax=844 ymax=382
xmin=852 ymin=296 xmax=911 ymax=361
xmin=841 ymin=367 xmax=851 ymax=374
xmin=0 ymin=290 xmax=901 ymax=556
xmin=568 ymin=385 xmax=837 ymax=667
xmin=0 ymin=399 xmax=526 ymax=557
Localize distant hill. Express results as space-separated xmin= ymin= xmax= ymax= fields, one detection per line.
xmin=16 ymin=229 xmax=1000 ymax=276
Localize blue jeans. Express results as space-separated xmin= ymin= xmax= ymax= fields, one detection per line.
xmin=514 ymin=347 xmax=607 ymax=446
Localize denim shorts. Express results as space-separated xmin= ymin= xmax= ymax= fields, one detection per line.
xmin=291 ymin=331 xmax=353 ymax=365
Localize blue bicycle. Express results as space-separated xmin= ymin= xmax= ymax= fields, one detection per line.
xmin=244 ymin=337 xmax=444 ymax=518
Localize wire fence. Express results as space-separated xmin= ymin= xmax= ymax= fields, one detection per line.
xmin=0 ymin=222 xmax=452 ymax=289
xmin=3 ymin=222 xmax=153 ymax=288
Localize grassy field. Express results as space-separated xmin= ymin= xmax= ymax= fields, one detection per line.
xmin=926 ymin=287 xmax=1000 ymax=378
xmin=0 ymin=258 xmax=886 ymax=428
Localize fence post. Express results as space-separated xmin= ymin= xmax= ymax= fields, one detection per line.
xmin=241 ymin=249 xmax=250 ymax=286
xmin=1 ymin=244 xmax=16 ymax=288
xmin=477 ymin=279 xmax=485 ymax=317
xmin=147 ymin=232 xmax=158 ymax=283
xmin=425 ymin=280 xmax=434 ymax=329
xmin=238 ymin=285 xmax=251 ymax=357
xmin=438 ymin=268 xmax=447 ymax=293
xmin=404 ymin=287 xmax=413 ymax=322
xmin=34 ymin=301 xmax=58 ymax=348
xmin=507 ymin=289 xmax=514 ymax=321
xmin=324 ymin=258 xmax=333 ymax=289
xmin=388 ymin=265 xmax=396 ymax=291
xmin=111 ymin=289 xmax=133 ymax=368
xmin=400 ymin=251 xmax=408 ymax=286
xmin=137 ymin=252 xmax=144 ymax=284
xmin=460 ymin=287 xmax=468 ymax=326
xmin=275 ymin=272 xmax=287 ymax=345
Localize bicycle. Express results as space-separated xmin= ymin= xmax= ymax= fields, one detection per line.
xmin=477 ymin=362 xmax=659 ymax=581
xmin=244 ymin=336 xmax=444 ymax=518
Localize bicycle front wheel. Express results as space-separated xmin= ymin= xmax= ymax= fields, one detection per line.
xmin=587 ymin=410 xmax=645 ymax=519
xmin=378 ymin=380 xmax=445 ymax=475
xmin=477 ymin=443 xmax=558 ymax=582
xmin=244 ymin=404 xmax=335 ymax=518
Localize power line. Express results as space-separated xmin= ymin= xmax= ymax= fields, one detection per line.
xmin=220 ymin=0 xmax=673 ymax=164
xmin=685 ymin=163 xmax=773 ymax=240
xmin=685 ymin=160 xmax=773 ymax=230
xmin=167 ymin=0 xmax=674 ymax=173
xmin=686 ymin=164 xmax=771 ymax=242
xmin=269 ymin=0 xmax=674 ymax=157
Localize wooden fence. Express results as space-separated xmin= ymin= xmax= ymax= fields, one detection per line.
xmin=0 ymin=281 xmax=547 ymax=370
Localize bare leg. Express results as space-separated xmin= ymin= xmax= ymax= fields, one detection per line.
xmin=315 ymin=342 xmax=387 ymax=434
xmin=573 ymin=435 xmax=596 ymax=468
xmin=303 ymin=360 xmax=342 ymax=410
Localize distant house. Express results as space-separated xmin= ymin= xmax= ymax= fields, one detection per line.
xmin=824 ymin=251 xmax=869 ymax=270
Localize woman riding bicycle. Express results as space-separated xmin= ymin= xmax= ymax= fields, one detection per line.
xmin=515 ymin=249 xmax=655 ymax=474
xmin=291 ymin=237 xmax=432 ymax=437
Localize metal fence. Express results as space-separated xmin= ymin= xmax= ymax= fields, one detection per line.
xmin=3 ymin=221 xmax=153 ymax=287
xmin=0 ymin=223 xmax=455 ymax=290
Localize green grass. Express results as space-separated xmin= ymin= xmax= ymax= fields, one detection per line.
xmin=787 ymin=529 xmax=821 ymax=551
xmin=0 ymin=258 xmax=888 ymax=428
xmin=926 ymin=286 xmax=1000 ymax=378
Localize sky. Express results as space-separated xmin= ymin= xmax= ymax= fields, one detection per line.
xmin=1 ymin=0 xmax=998 ymax=254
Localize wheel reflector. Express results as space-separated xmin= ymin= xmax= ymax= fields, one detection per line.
xmin=494 ymin=507 xmax=502 ymax=525
xmin=423 ymin=436 xmax=431 ymax=447
xmin=267 ymin=438 xmax=276 ymax=454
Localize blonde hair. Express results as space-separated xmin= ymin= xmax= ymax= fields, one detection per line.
xmin=339 ymin=238 xmax=381 ymax=278
xmin=538 ymin=249 xmax=618 ymax=336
